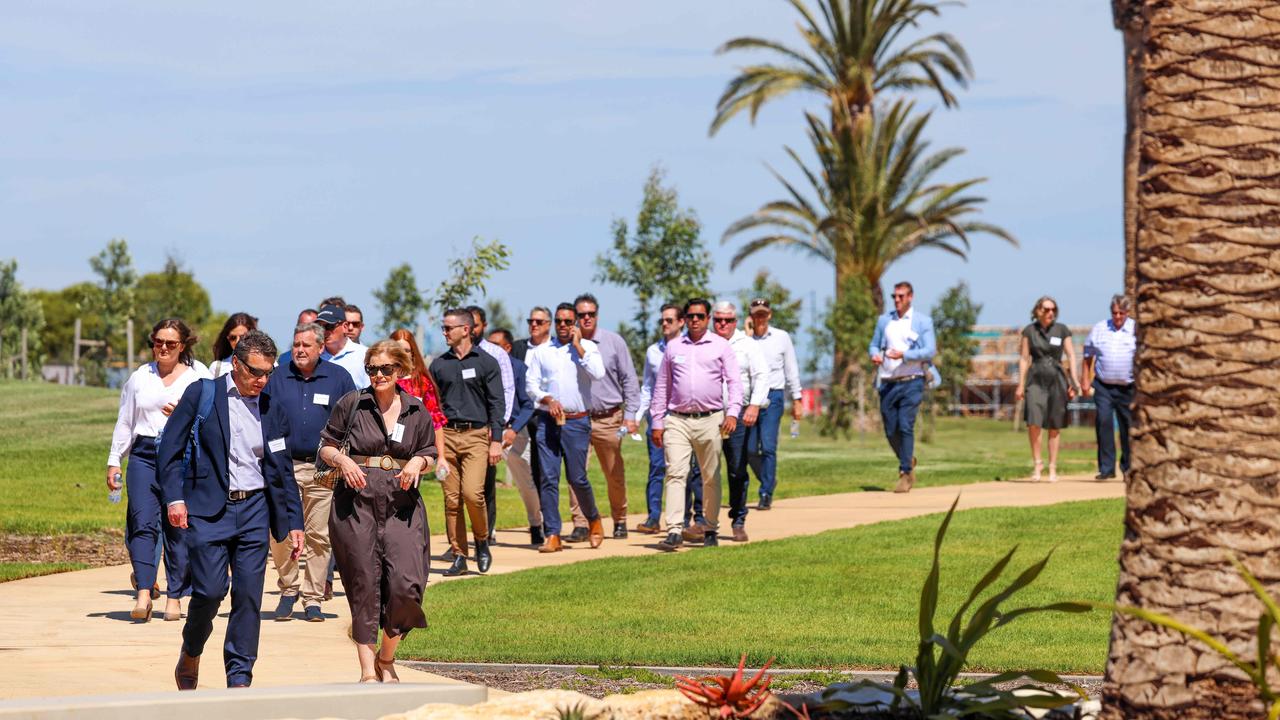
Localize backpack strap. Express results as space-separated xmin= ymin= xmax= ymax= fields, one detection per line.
xmin=187 ymin=379 xmax=216 ymax=470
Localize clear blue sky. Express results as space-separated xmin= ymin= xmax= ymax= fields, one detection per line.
xmin=2 ymin=1 xmax=1123 ymax=355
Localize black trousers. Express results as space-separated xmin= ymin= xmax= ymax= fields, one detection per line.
xmin=1093 ymin=379 xmax=1134 ymax=476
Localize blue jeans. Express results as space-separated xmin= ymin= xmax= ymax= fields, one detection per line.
xmin=125 ymin=436 xmax=190 ymax=598
xmin=747 ymin=389 xmax=785 ymax=499
xmin=878 ymin=377 xmax=924 ymax=474
xmin=645 ymin=420 xmax=702 ymax=525
xmin=1093 ymin=379 xmax=1133 ymax=475
xmin=534 ymin=414 xmax=599 ymax=537
xmin=723 ymin=415 xmax=751 ymax=526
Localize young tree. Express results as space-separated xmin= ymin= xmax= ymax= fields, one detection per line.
xmin=134 ymin=255 xmax=213 ymax=362
xmin=595 ymin=166 xmax=712 ymax=368
xmin=0 ymin=260 xmax=47 ymax=378
xmin=372 ymin=263 xmax=422 ymax=335
xmin=32 ymin=282 xmax=100 ymax=363
xmin=430 ymin=238 xmax=511 ymax=318
xmin=737 ymin=269 xmax=802 ymax=335
xmin=88 ymin=238 xmax=136 ymax=361
xmin=482 ymin=298 xmax=517 ymax=334
xmin=807 ymin=274 xmax=878 ymax=436
xmin=929 ymin=281 xmax=981 ymax=412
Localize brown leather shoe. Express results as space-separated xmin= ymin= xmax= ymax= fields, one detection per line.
xmin=539 ymin=535 xmax=563 ymax=553
xmin=175 ymin=650 xmax=199 ymax=691
xmin=732 ymin=525 xmax=748 ymax=542
xmin=681 ymin=523 xmax=706 ymax=542
xmin=588 ymin=518 xmax=605 ymax=548
xmin=893 ymin=470 xmax=916 ymax=493
xmin=635 ymin=520 xmax=661 ymax=534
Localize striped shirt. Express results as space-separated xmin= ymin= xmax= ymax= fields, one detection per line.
xmin=1083 ymin=317 xmax=1136 ymax=384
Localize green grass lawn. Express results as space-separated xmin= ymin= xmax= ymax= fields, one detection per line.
xmin=400 ymin=499 xmax=1122 ymax=674
xmin=0 ymin=380 xmax=1100 ymax=536
xmin=0 ymin=562 xmax=88 ymax=582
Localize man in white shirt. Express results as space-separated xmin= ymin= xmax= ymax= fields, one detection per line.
xmin=746 ymin=299 xmax=803 ymax=510
xmin=713 ymin=301 xmax=769 ymax=543
xmin=1082 ymin=293 xmax=1137 ymax=480
xmin=867 ymin=282 xmax=936 ymax=493
xmin=525 ymin=303 xmax=608 ymax=552
xmin=316 ymin=303 xmax=369 ymax=389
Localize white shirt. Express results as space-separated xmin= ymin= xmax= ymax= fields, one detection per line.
xmin=525 ymin=338 xmax=606 ymax=414
xmin=726 ymin=330 xmax=771 ymax=409
xmin=751 ymin=326 xmax=802 ymax=400
xmin=225 ymin=374 xmax=265 ymax=492
xmin=1084 ymin=317 xmax=1137 ymax=384
xmin=478 ymin=337 xmax=515 ymax=424
xmin=107 ymin=360 xmax=212 ymax=466
xmin=209 ymin=356 xmax=234 ymax=378
xmin=880 ymin=308 xmax=924 ymax=380
xmin=636 ymin=339 xmax=668 ymax=424
xmin=322 ymin=339 xmax=369 ymax=389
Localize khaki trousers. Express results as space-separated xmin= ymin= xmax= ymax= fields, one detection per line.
xmin=662 ymin=412 xmax=723 ymax=532
xmin=269 ymin=461 xmax=332 ymax=606
xmin=569 ymin=407 xmax=628 ymax=527
xmin=443 ymin=428 xmax=491 ymax=554
xmin=505 ymin=426 xmax=542 ymax=527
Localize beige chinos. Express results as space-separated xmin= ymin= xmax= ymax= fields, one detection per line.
xmin=661 ymin=412 xmax=723 ymax=532
xmin=269 ymin=460 xmax=333 ymax=607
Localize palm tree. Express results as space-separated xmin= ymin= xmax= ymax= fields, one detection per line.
xmin=709 ymin=0 xmax=973 ymax=136
xmin=1100 ymin=2 xmax=1280 ymax=718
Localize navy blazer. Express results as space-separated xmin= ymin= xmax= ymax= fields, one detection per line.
xmin=158 ymin=377 xmax=303 ymax=542
xmin=510 ymin=356 xmax=535 ymax=433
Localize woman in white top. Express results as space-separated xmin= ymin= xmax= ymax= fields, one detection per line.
xmin=207 ymin=312 xmax=257 ymax=378
xmin=106 ymin=318 xmax=211 ymax=622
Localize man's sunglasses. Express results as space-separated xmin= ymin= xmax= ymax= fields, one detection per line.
xmin=527 ymin=318 xmax=549 ymax=326
xmin=365 ymin=364 xmax=398 ymax=377
xmin=660 ymin=317 xmax=679 ymax=325
xmin=577 ymin=311 xmax=597 ymax=319
xmin=152 ymin=339 xmax=181 ymax=350
xmin=441 ymin=323 xmax=469 ymax=332
xmin=555 ymin=318 xmax=577 ymax=326
xmin=892 ymin=293 xmax=910 ymax=300
xmin=239 ymin=362 xmax=274 ymax=379
xmin=685 ymin=313 xmax=707 ymax=321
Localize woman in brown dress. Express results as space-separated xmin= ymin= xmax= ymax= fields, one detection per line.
xmin=1015 ymin=296 xmax=1081 ymax=483
xmin=318 ymin=340 xmax=438 ymax=683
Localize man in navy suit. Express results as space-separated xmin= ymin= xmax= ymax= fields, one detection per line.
xmin=160 ymin=331 xmax=304 ymax=690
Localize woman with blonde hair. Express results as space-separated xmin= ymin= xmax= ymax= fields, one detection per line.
xmin=318 ymin=340 xmax=438 ymax=682
xmin=1015 ymin=296 xmax=1081 ymax=482
xmin=389 ymin=329 xmax=448 ymax=467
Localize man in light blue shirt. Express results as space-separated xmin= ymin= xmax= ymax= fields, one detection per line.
xmin=868 ymin=281 xmax=936 ymax=493
xmin=316 ymin=303 xmax=369 ymax=389
xmin=1083 ymin=293 xmax=1137 ymax=481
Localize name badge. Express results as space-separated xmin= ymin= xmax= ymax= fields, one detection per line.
xmin=673 ymin=355 xmax=687 ymax=365
xmin=462 ymin=368 xmax=477 ymax=379
xmin=313 ymin=393 xmax=330 ymax=406
xmin=268 ymin=437 xmax=287 ymax=453
xmin=391 ymin=423 xmax=406 ymax=443
xmin=907 ymin=331 xmax=920 ymax=342
xmin=1049 ymin=337 xmax=1063 ymax=347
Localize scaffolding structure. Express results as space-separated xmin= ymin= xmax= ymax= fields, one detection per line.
xmin=953 ymin=325 xmax=1096 ymax=425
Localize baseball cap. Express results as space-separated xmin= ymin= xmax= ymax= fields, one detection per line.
xmin=315 ymin=304 xmax=346 ymax=326
xmin=749 ymin=298 xmax=771 ymax=314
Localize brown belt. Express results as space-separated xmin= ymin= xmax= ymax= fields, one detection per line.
xmin=589 ymin=405 xmax=621 ymax=419
xmin=349 ymin=454 xmax=409 ymax=471
xmin=563 ymin=411 xmax=590 ymax=420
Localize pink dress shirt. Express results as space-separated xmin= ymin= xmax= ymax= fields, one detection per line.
xmin=649 ymin=331 xmax=743 ymax=430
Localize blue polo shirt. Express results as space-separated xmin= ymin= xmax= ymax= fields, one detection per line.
xmin=265 ymin=357 xmax=357 ymax=461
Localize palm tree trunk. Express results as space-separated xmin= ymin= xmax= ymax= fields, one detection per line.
xmin=1115 ymin=0 xmax=1143 ymax=300
xmin=1101 ymin=2 xmax=1280 ymax=717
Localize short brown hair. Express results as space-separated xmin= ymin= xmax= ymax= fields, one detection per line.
xmin=364 ymin=340 xmax=412 ymax=377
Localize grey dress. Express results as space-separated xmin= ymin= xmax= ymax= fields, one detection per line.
xmin=1022 ymin=322 xmax=1071 ymax=429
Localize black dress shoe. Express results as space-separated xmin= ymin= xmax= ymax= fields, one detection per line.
xmin=442 ymin=556 xmax=468 ymax=576
xmin=487 ymin=533 xmax=497 ymax=544
xmin=758 ymin=494 xmax=772 ymax=510
xmin=475 ymin=541 xmax=493 ymax=574
xmin=530 ymin=526 xmax=545 ymax=546
xmin=1095 ymin=472 xmax=1116 ymax=480
xmin=657 ymin=532 xmax=683 ymax=552
xmin=612 ymin=522 xmax=628 ymax=539
xmin=565 ymin=527 xmax=589 ymax=543
xmin=703 ymin=532 xmax=719 ymax=548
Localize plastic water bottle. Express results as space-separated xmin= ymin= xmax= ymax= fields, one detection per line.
xmin=789 ymin=419 xmax=801 ymax=439
xmin=108 ymin=473 xmax=123 ymax=504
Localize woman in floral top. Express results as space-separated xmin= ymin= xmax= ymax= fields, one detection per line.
xmin=391 ymin=329 xmax=447 ymax=465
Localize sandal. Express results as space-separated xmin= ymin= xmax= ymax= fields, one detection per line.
xmin=375 ymin=655 xmax=399 ymax=683
xmin=1048 ymin=464 xmax=1058 ymax=483
xmin=1031 ymin=461 xmax=1043 ymax=483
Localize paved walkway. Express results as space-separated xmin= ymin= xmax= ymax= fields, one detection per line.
xmin=0 ymin=477 xmax=1123 ymax=700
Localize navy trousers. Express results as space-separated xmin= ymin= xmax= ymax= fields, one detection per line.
xmin=125 ymin=437 xmax=190 ymax=598
xmin=182 ymin=491 xmax=270 ymax=687
xmin=722 ymin=416 xmax=751 ymax=527
xmin=1093 ymin=379 xmax=1134 ymax=476
xmin=534 ymin=414 xmax=599 ymax=537
xmin=746 ymin=388 xmax=785 ymax=499
xmin=878 ymin=377 xmax=924 ymax=474
xmin=644 ymin=420 xmax=702 ymax=525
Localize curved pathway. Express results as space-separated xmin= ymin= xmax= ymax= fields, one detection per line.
xmin=0 ymin=477 xmax=1122 ymax=699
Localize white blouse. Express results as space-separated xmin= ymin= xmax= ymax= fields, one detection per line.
xmin=107 ymin=360 xmax=213 ymax=467
xmin=209 ymin=356 xmax=235 ymax=378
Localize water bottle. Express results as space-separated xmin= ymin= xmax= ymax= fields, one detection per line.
xmin=789 ymin=419 xmax=801 ymax=439
xmin=108 ymin=473 xmax=123 ymax=504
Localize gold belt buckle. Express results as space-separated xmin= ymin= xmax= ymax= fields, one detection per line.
xmin=378 ymin=455 xmax=396 ymax=471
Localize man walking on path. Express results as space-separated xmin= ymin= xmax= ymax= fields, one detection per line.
xmin=317 ymin=302 xmax=369 ymax=389
xmin=565 ymin=293 xmax=640 ymax=541
xmin=712 ymin=301 xmax=769 ymax=543
xmin=161 ymin=331 xmax=303 ymax=690
xmin=868 ymin=282 xmax=936 ymax=494
xmin=651 ymin=298 xmax=742 ymax=551
xmin=1082 ymin=294 xmax=1136 ymax=481
xmin=431 ymin=309 xmax=505 ymax=576
xmin=635 ymin=304 xmax=705 ymax=534
xmin=526 ymin=303 xmax=608 ymax=552
xmin=467 ymin=306 xmax=514 ymax=544
xmin=265 ymin=323 xmax=355 ymax=623
xmin=746 ymin=298 xmax=803 ymax=510
xmin=488 ymin=328 xmax=542 ymax=546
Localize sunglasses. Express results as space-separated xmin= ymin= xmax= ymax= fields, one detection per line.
xmin=441 ymin=323 xmax=469 ymax=332
xmin=660 ymin=317 xmax=679 ymax=325
xmin=686 ymin=313 xmax=707 ymax=321
xmin=1041 ymin=306 xmax=1058 ymax=314
xmin=527 ymin=318 xmax=549 ymax=326
xmin=365 ymin=364 xmax=398 ymax=378
xmin=555 ymin=318 xmax=577 ymax=326
xmin=239 ymin=362 xmax=274 ymax=379
xmin=577 ymin=311 xmax=597 ymax=319
xmin=713 ymin=317 xmax=736 ymax=325
xmin=892 ymin=293 xmax=910 ymax=300
xmin=348 ymin=321 xmax=364 ymax=328
xmin=152 ymin=339 xmax=181 ymax=350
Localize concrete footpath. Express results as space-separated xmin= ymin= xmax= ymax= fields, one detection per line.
xmin=0 ymin=477 xmax=1123 ymax=700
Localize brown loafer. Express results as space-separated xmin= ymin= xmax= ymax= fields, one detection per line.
xmin=588 ymin=518 xmax=605 ymax=548
xmin=175 ymin=650 xmax=200 ymax=691
xmin=732 ymin=526 xmax=749 ymax=542
xmin=893 ymin=470 xmax=916 ymax=494
xmin=681 ymin=523 xmax=706 ymax=543
xmin=635 ymin=520 xmax=660 ymax=534
xmin=538 ymin=535 xmax=563 ymax=553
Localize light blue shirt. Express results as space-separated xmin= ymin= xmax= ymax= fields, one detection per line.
xmin=321 ymin=339 xmax=370 ymax=389
xmin=1084 ymin=317 xmax=1136 ymax=384
xmin=636 ymin=338 xmax=668 ymax=424
xmin=225 ymin=374 xmax=265 ymax=493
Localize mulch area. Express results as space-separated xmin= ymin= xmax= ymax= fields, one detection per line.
xmin=418 ymin=666 xmax=872 ymax=699
xmin=0 ymin=531 xmax=129 ymax=567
